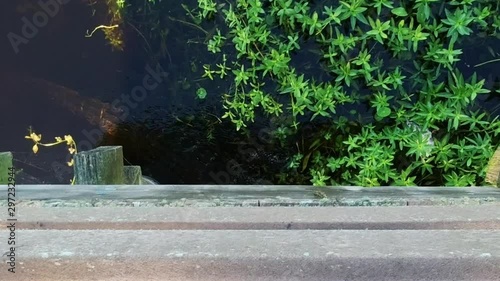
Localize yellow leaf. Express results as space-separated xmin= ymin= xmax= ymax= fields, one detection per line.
xmin=55 ymin=137 xmax=63 ymax=142
xmin=67 ymin=159 xmax=74 ymax=167
xmin=64 ymin=135 xmax=74 ymax=144
xmin=30 ymin=133 xmax=42 ymax=142
xmin=32 ymin=144 xmax=39 ymax=154
xmin=68 ymin=147 xmax=76 ymax=154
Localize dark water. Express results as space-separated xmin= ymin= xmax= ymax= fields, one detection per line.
xmin=0 ymin=0 xmax=499 ymax=184
xmin=0 ymin=0 xmax=292 ymax=184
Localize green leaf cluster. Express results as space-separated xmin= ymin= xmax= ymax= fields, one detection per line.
xmin=188 ymin=0 xmax=500 ymax=186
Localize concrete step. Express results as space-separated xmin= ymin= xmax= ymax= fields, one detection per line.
xmin=1 ymin=205 xmax=500 ymax=280
xmin=1 ymin=229 xmax=499 ymax=280
xmin=1 ymin=205 xmax=500 ymax=230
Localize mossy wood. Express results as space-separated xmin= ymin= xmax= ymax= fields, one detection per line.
xmin=124 ymin=165 xmax=142 ymax=184
xmin=0 ymin=152 xmax=13 ymax=184
xmin=74 ymin=146 xmax=125 ymax=184
xmin=485 ymin=147 xmax=500 ymax=187
xmin=116 ymin=165 xmax=156 ymax=185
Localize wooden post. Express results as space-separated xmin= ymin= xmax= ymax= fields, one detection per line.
xmin=74 ymin=146 xmax=125 ymax=184
xmin=0 ymin=152 xmax=13 ymax=184
xmin=124 ymin=166 xmax=142 ymax=184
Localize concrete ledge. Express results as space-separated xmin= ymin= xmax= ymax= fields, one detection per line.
xmin=1 ymin=205 xmax=500 ymax=230
xmin=1 ymin=185 xmax=499 ymax=207
xmin=1 ymin=230 xmax=499 ymax=280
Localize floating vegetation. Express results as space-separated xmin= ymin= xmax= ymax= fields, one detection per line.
xmin=78 ymin=0 xmax=500 ymax=186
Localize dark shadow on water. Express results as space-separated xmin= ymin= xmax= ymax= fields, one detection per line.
xmin=98 ymin=113 xmax=291 ymax=184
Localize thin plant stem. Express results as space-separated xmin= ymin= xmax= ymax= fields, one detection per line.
xmin=474 ymin=58 xmax=500 ymax=68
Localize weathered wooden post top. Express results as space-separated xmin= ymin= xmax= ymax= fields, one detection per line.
xmin=0 ymin=152 xmax=13 ymax=184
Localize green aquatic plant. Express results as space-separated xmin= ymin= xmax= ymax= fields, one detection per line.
xmin=183 ymin=0 xmax=500 ymax=186
xmin=124 ymin=0 xmax=500 ymax=186
xmin=196 ymin=87 xmax=208 ymax=100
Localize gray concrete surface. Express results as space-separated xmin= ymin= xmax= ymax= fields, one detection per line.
xmin=1 ymin=205 xmax=500 ymax=280
xmin=1 ymin=185 xmax=499 ymax=207
xmin=1 ymin=229 xmax=499 ymax=280
xmin=1 ymin=185 xmax=500 ymax=280
xmin=1 ymin=205 xmax=499 ymax=230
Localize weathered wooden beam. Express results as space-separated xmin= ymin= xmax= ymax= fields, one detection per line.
xmin=0 ymin=152 xmax=13 ymax=184
xmin=123 ymin=166 xmax=142 ymax=184
xmin=2 ymin=72 xmax=122 ymax=135
xmin=74 ymin=146 xmax=125 ymax=184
